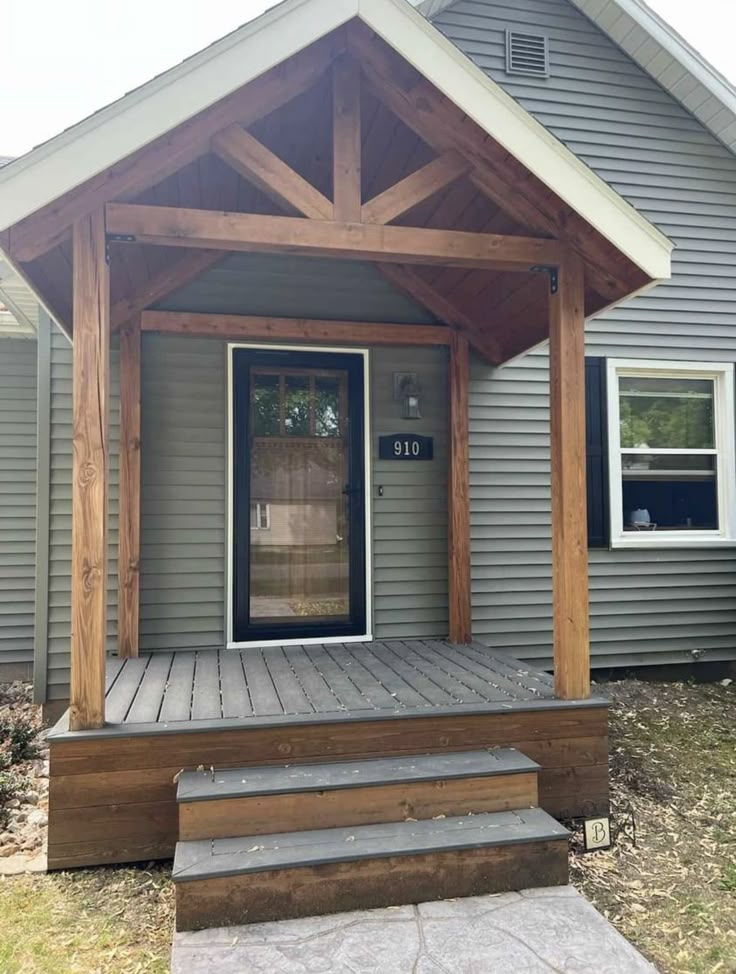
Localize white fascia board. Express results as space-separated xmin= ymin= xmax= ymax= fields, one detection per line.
xmin=588 ymin=0 xmax=736 ymax=116
xmin=0 ymin=0 xmax=671 ymax=283
xmin=415 ymin=0 xmax=454 ymax=16
xmin=361 ymin=0 xmax=672 ymax=281
xmin=0 ymin=0 xmax=360 ymax=231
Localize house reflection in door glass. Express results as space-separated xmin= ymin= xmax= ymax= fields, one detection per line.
xmin=249 ymin=368 xmax=350 ymax=625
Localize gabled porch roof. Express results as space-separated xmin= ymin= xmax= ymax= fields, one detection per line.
xmin=0 ymin=0 xmax=670 ymax=355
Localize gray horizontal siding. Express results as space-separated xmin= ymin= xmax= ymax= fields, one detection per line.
xmin=140 ymin=336 xmax=227 ymax=652
xmin=137 ymin=339 xmax=449 ymax=650
xmin=438 ymin=0 xmax=736 ymax=667
xmin=372 ymin=347 xmax=448 ymax=639
xmin=46 ymin=329 xmax=119 ymax=700
xmin=0 ymin=338 xmax=37 ymax=666
xmin=156 ymin=253 xmax=440 ymax=325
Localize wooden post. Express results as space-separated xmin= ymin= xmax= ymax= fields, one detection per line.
xmin=70 ymin=209 xmax=110 ymax=730
xmin=333 ymin=56 xmax=361 ymax=222
xmin=549 ymin=253 xmax=590 ymax=700
xmin=118 ymin=315 xmax=141 ymax=658
xmin=448 ymin=331 xmax=472 ymax=644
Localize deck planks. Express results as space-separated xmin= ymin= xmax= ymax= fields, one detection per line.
xmin=126 ymin=653 xmax=173 ymax=724
xmin=190 ymin=652 xmax=222 ymax=721
xmin=219 ymin=651 xmax=252 ymax=719
xmin=91 ymin=641 xmax=567 ymax=730
xmin=159 ymin=652 xmax=196 ymax=722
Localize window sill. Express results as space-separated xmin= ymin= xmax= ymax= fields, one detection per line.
xmin=610 ymin=535 xmax=736 ymax=550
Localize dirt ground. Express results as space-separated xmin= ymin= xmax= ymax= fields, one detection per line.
xmin=0 ymin=677 xmax=733 ymax=973
xmin=570 ymin=677 xmax=736 ymax=974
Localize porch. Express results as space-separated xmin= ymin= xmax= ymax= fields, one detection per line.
xmin=46 ymin=640 xmax=609 ymax=871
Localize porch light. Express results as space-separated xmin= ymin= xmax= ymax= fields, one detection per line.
xmin=394 ymin=372 xmax=422 ymax=420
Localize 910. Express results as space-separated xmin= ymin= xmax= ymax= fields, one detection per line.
xmin=394 ymin=439 xmax=421 ymax=457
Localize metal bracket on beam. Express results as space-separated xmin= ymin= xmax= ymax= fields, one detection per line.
xmin=105 ymin=234 xmax=137 ymax=264
xmin=530 ymin=265 xmax=559 ymax=295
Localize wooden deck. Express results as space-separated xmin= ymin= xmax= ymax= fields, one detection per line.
xmin=47 ymin=641 xmax=609 ymax=870
xmin=50 ymin=640 xmax=596 ymax=740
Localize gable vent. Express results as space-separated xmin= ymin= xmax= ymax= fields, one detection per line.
xmin=505 ymin=30 xmax=549 ymax=78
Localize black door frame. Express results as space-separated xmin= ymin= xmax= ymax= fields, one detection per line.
xmin=232 ymin=347 xmax=367 ymax=643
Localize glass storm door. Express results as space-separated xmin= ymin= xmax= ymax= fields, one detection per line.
xmin=232 ymin=348 xmax=366 ymax=642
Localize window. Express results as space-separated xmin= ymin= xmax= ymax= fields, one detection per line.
xmin=251 ymin=369 xmax=342 ymax=439
xmin=250 ymin=502 xmax=270 ymax=531
xmin=606 ymin=360 xmax=736 ymax=547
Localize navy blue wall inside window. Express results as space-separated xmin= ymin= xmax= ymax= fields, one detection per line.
xmin=621 ymin=480 xmax=718 ymax=531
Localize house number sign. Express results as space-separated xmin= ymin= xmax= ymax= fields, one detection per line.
xmin=378 ymin=434 xmax=434 ymax=460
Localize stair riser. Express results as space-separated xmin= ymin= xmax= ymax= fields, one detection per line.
xmin=178 ymin=771 xmax=539 ymax=840
xmin=175 ymin=837 xmax=568 ymax=931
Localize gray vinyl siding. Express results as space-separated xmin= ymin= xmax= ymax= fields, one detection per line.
xmin=46 ymin=329 xmax=120 ymax=700
xmin=140 ymin=336 xmax=227 ymax=653
xmin=155 ymin=253 xmax=439 ymax=325
xmin=371 ymin=347 xmax=449 ymax=639
xmin=0 ymin=338 xmax=37 ymax=673
xmin=138 ymin=338 xmax=449 ymax=650
xmin=435 ymin=0 xmax=736 ymax=668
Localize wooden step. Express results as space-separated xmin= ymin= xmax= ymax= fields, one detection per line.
xmin=173 ymin=807 xmax=569 ymax=931
xmin=177 ymin=748 xmax=539 ymax=840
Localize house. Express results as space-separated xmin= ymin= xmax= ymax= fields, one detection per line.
xmin=1 ymin=0 xmax=734 ymax=931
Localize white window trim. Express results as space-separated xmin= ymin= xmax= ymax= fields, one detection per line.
xmin=250 ymin=502 xmax=271 ymax=531
xmin=606 ymin=358 xmax=736 ymax=549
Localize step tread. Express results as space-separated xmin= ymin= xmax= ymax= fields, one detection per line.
xmin=173 ymin=807 xmax=567 ymax=882
xmin=177 ymin=748 xmax=539 ymax=803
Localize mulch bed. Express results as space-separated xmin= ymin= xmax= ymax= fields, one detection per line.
xmin=569 ymin=677 xmax=736 ymax=974
xmin=0 ymin=682 xmax=48 ymax=863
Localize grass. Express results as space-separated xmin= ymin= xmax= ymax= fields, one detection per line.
xmin=0 ymin=864 xmax=174 ymax=974
xmin=570 ymin=678 xmax=736 ymax=974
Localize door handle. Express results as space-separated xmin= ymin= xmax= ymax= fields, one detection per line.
xmin=342 ymin=485 xmax=361 ymax=496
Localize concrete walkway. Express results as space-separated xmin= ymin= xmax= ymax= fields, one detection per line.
xmin=171 ymin=885 xmax=658 ymax=973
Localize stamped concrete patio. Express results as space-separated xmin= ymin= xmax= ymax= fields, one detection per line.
xmin=171 ymin=886 xmax=658 ymax=973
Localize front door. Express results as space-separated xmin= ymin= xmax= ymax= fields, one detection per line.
xmin=232 ymin=348 xmax=366 ymax=642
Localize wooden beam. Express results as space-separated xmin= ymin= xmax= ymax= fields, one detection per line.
xmin=70 ymin=209 xmax=109 ymax=731
xmin=379 ymin=265 xmax=502 ymax=364
xmin=7 ymin=34 xmax=345 ymax=263
xmin=362 ymin=151 xmax=469 ymax=225
xmin=448 ymin=330 xmax=472 ymax=644
xmin=117 ymin=315 xmax=141 ymax=659
xmin=332 ymin=57 xmax=362 ymax=222
xmin=212 ymin=125 xmax=333 ymax=220
xmin=110 ymin=250 xmax=225 ymax=330
xmin=106 ymin=204 xmax=563 ymax=272
xmin=141 ymin=310 xmax=451 ymax=346
xmin=348 ymin=24 xmax=637 ymax=305
xmin=549 ymin=252 xmax=590 ymax=700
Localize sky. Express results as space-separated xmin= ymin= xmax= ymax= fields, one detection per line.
xmin=4 ymin=0 xmax=736 ymax=158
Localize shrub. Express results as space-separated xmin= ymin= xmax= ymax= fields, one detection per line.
xmin=0 ymin=766 xmax=28 ymax=827
xmin=0 ymin=710 xmax=40 ymax=766
xmin=0 ymin=711 xmax=39 ymax=829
